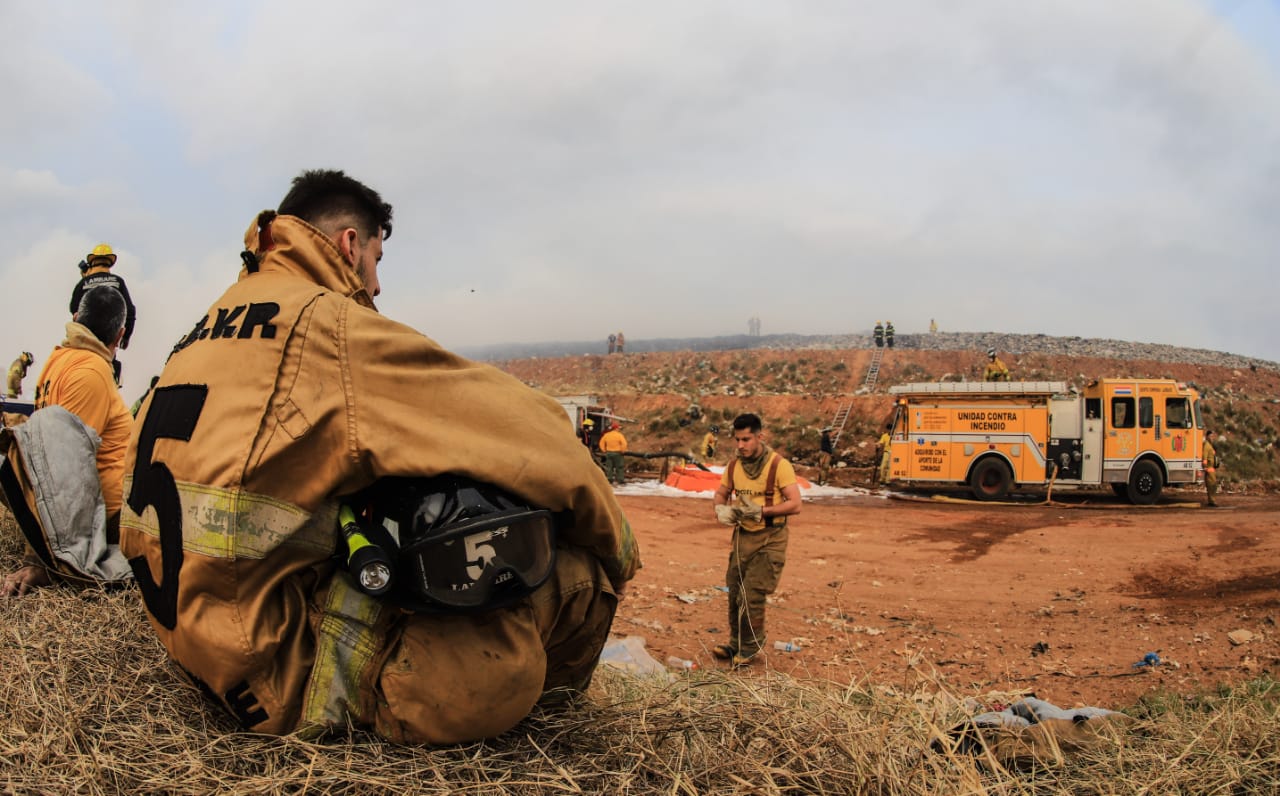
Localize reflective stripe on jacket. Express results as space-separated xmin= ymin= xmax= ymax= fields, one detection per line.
xmin=120 ymin=212 xmax=640 ymax=735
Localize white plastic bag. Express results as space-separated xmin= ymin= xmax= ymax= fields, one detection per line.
xmin=598 ymin=635 xmax=669 ymax=677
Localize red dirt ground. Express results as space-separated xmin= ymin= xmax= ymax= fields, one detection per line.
xmin=612 ymin=487 xmax=1280 ymax=709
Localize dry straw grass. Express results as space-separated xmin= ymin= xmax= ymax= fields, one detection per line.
xmin=2 ymin=507 xmax=1277 ymax=795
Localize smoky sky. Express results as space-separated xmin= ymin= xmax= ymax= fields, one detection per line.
xmin=3 ymin=0 xmax=1278 ymax=401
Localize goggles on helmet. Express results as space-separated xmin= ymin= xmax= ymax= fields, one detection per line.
xmin=340 ymin=475 xmax=557 ymax=613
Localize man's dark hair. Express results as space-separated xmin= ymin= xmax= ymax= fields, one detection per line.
xmin=76 ymin=286 xmax=127 ymax=346
xmin=732 ymin=413 xmax=762 ymax=434
xmin=278 ymin=169 xmax=394 ymax=241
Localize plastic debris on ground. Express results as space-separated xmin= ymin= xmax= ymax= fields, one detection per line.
xmin=933 ymin=696 xmax=1136 ymax=767
xmin=1132 ymin=651 xmax=1161 ymax=668
xmin=598 ymin=635 xmax=670 ymax=678
xmin=612 ymin=477 xmax=871 ymax=501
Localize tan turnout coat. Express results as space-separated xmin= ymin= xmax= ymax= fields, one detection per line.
xmin=120 ymin=212 xmax=640 ymax=741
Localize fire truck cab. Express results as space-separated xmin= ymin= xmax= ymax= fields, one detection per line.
xmin=885 ymin=379 xmax=1203 ymax=504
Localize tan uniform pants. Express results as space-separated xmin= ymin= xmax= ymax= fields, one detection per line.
xmin=372 ymin=546 xmax=618 ymax=745
xmin=817 ymin=451 xmax=831 ymax=484
xmin=725 ymin=525 xmax=788 ymax=658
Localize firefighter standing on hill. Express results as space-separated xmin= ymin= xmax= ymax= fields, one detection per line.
xmin=700 ymin=425 xmax=719 ymax=465
xmin=6 ymin=352 xmax=34 ymax=398
xmin=873 ymin=321 xmax=884 ymax=348
xmin=983 ymin=347 xmax=1010 ymax=382
xmin=70 ymin=244 xmax=137 ymax=383
xmin=817 ymin=427 xmax=834 ymax=485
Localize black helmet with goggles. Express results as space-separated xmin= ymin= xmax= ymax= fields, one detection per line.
xmin=338 ymin=475 xmax=557 ymax=613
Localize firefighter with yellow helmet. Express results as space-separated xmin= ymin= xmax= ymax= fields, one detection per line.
xmin=70 ymin=244 xmax=137 ymax=382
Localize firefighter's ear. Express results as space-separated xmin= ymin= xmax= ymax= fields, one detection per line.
xmin=335 ymin=228 xmax=358 ymax=266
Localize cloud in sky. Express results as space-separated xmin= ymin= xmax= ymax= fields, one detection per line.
xmin=3 ymin=0 xmax=1278 ymax=401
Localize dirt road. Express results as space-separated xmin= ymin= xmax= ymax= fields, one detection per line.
xmin=613 ymin=487 xmax=1280 ymax=708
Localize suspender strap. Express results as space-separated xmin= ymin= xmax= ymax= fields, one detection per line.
xmin=763 ymin=454 xmax=780 ymax=528
xmin=726 ymin=454 xmax=782 ymax=528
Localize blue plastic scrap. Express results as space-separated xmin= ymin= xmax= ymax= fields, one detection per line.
xmin=1132 ymin=652 xmax=1161 ymax=668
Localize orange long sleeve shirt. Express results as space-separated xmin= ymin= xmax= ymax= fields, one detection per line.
xmin=33 ymin=323 xmax=131 ymax=515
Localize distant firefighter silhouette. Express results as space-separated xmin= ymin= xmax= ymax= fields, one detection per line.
xmin=6 ymin=351 xmax=34 ymax=398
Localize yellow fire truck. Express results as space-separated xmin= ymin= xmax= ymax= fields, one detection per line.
xmin=884 ymin=379 xmax=1204 ymax=504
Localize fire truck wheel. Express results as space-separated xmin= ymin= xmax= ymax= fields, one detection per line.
xmin=1126 ymin=460 xmax=1163 ymax=505
xmin=969 ymin=458 xmax=1012 ymax=501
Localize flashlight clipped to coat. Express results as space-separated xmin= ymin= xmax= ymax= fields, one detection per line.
xmin=338 ymin=505 xmax=395 ymax=596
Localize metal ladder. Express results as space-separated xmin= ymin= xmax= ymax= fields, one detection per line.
xmin=862 ymin=346 xmax=885 ymax=392
xmin=829 ymin=403 xmax=852 ymax=446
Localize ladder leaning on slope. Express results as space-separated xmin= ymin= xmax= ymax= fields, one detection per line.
xmin=862 ymin=346 xmax=885 ymax=392
xmin=828 ymin=346 xmax=886 ymax=446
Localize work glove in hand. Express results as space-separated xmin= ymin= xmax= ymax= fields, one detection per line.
xmin=736 ymin=495 xmax=763 ymax=523
xmin=714 ymin=504 xmax=738 ymax=526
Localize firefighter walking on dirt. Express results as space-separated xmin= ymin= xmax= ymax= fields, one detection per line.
xmin=711 ymin=413 xmax=801 ymax=667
